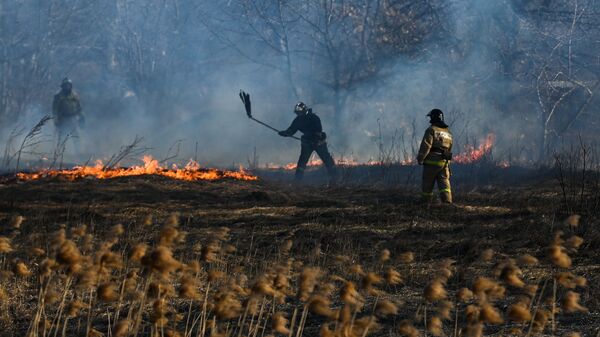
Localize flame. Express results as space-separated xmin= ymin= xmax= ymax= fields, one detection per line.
xmin=16 ymin=155 xmax=257 ymax=182
xmin=265 ymin=133 xmax=496 ymax=170
xmin=453 ymin=133 xmax=495 ymax=164
xmin=263 ymin=156 xmax=412 ymax=170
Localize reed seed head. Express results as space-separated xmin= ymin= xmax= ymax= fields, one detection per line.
xmin=379 ymin=249 xmax=390 ymax=263
xmin=500 ymin=264 xmax=525 ymax=288
xmin=384 ymin=267 xmax=402 ymax=286
xmin=481 ymin=303 xmax=504 ymax=324
xmin=0 ymin=237 xmax=13 ymax=253
xmin=465 ymin=323 xmax=483 ymax=337
xmin=213 ymin=291 xmax=242 ymax=320
xmin=532 ymin=309 xmax=549 ymax=332
xmin=308 ymin=295 xmax=336 ymax=319
xmin=398 ymin=320 xmax=418 ymax=337
xmin=113 ymin=320 xmax=131 ymax=337
xmin=564 ymin=214 xmax=580 ymax=227
xmin=298 ymin=267 xmax=321 ymax=301
xmin=13 ymin=261 xmax=32 ymax=277
xmin=11 ymin=215 xmax=24 ymax=229
xmin=66 ymin=299 xmax=87 ymax=318
xmin=142 ymin=246 xmax=182 ymax=276
xmin=548 ymin=245 xmax=572 ymax=269
xmin=507 ymin=301 xmax=532 ymax=322
xmin=98 ymin=282 xmax=119 ymax=302
xmin=56 ymin=240 xmax=82 ymax=267
xmin=457 ymin=287 xmax=474 ymax=302
xmin=517 ymin=254 xmax=539 ymax=266
xmin=375 ymin=299 xmax=398 ymax=317
xmin=398 ymin=252 xmax=415 ymax=264
xmin=272 ymin=312 xmax=290 ymax=335
xmin=426 ymin=316 xmax=443 ymax=337
xmin=130 ymin=243 xmax=148 ymax=263
xmin=472 ymin=277 xmax=505 ymax=301
xmin=179 ymin=275 xmax=201 ymax=300
xmin=562 ymin=291 xmax=588 ymax=313
xmin=424 ymin=279 xmax=447 ymax=303
xmin=437 ymin=300 xmax=454 ymax=320
xmin=340 ymin=281 xmax=364 ymax=308
xmin=564 ymin=236 xmax=584 ymax=251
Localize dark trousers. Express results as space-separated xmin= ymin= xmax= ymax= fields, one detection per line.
xmin=55 ymin=120 xmax=81 ymax=156
xmin=422 ymin=164 xmax=452 ymax=203
xmin=296 ymin=142 xmax=337 ymax=181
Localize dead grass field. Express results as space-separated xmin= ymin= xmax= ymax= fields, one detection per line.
xmin=0 ymin=176 xmax=598 ymax=336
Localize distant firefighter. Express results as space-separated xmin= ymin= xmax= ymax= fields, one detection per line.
xmin=52 ymin=77 xmax=84 ymax=150
xmin=278 ymin=102 xmax=337 ymax=183
xmin=417 ymin=109 xmax=453 ymax=203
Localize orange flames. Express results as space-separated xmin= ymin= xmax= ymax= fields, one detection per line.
xmin=263 ymin=157 xmax=386 ymax=170
xmin=265 ymin=133 xmax=496 ymax=170
xmin=453 ymin=133 xmax=495 ymax=164
xmin=15 ymin=133 xmax=498 ymax=182
xmin=16 ymin=156 xmax=257 ymax=182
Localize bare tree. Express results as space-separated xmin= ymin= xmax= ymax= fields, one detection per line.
xmin=202 ymin=0 xmax=447 ymax=142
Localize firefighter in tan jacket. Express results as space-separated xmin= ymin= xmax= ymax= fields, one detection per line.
xmin=417 ymin=109 xmax=453 ymax=203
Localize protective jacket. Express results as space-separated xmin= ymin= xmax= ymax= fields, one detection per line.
xmin=417 ymin=121 xmax=453 ymax=203
xmin=53 ymin=91 xmax=82 ymax=127
xmin=279 ymin=111 xmax=326 ymax=144
xmin=417 ymin=122 xmax=453 ymax=166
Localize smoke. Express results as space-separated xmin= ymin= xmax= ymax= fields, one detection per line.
xmin=1 ymin=0 xmax=598 ymax=171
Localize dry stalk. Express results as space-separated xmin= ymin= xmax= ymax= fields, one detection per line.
xmin=27 ymin=276 xmax=52 ymax=337
xmin=360 ymin=297 xmax=379 ymax=337
xmin=526 ymin=280 xmax=548 ymax=337
xmin=235 ymin=297 xmax=251 ymax=337
xmin=114 ymin=270 xmax=129 ymax=320
xmin=85 ymin=287 xmax=95 ymax=337
xmin=551 ymin=277 xmax=557 ymax=335
xmin=51 ymin=277 xmax=73 ymax=337
xmin=295 ymin=304 xmax=309 ymax=337
xmin=424 ymin=306 xmax=428 ymax=337
xmin=184 ymin=299 xmax=194 ymax=337
xmin=251 ymin=297 xmax=267 ymax=337
xmin=199 ymin=282 xmax=211 ymax=337
xmin=454 ymin=301 xmax=459 ymax=337
xmin=288 ymin=306 xmax=298 ymax=337
xmin=132 ymin=274 xmax=152 ymax=337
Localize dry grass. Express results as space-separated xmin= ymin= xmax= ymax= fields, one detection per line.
xmin=0 ymin=177 xmax=598 ymax=336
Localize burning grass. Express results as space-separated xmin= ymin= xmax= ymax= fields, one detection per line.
xmin=14 ymin=156 xmax=257 ymax=182
xmin=263 ymin=133 xmax=498 ymax=170
xmin=0 ymin=178 xmax=597 ymax=336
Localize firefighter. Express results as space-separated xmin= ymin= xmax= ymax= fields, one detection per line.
xmin=417 ymin=109 xmax=453 ymax=203
xmin=52 ymin=78 xmax=84 ymax=151
xmin=278 ymin=102 xmax=337 ymax=183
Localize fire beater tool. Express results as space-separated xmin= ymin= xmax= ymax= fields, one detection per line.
xmin=239 ymin=90 xmax=300 ymax=141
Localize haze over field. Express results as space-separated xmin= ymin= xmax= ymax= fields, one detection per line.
xmin=1 ymin=0 xmax=599 ymax=168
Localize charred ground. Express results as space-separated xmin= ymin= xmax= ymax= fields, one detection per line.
xmin=0 ymin=173 xmax=599 ymax=336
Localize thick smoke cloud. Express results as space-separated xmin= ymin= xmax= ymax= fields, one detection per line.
xmin=1 ymin=0 xmax=599 ymax=170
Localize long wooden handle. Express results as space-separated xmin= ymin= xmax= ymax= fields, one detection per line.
xmin=249 ymin=117 xmax=300 ymax=141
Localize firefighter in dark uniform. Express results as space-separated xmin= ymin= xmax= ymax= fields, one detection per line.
xmin=52 ymin=78 xmax=84 ymax=150
xmin=417 ymin=109 xmax=453 ymax=203
xmin=278 ymin=102 xmax=337 ymax=183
